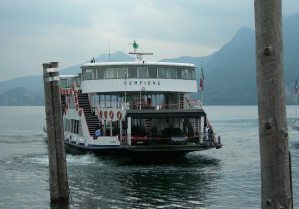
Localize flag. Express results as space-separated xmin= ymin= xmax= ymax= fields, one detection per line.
xmin=295 ymin=79 xmax=298 ymax=95
xmin=199 ymin=65 xmax=204 ymax=91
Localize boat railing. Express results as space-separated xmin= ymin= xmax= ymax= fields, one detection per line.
xmin=92 ymin=99 xmax=203 ymax=111
xmin=185 ymin=98 xmax=203 ymax=109
xmin=93 ymin=101 xmax=128 ymax=110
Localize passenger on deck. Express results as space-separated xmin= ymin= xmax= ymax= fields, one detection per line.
xmin=208 ymin=126 xmax=213 ymax=140
xmin=203 ymin=127 xmax=208 ymax=140
xmin=95 ymin=128 xmax=101 ymax=137
xmin=218 ymin=135 xmax=221 ymax=144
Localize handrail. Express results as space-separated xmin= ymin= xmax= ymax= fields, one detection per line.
xmin=92 ymin=99 xmax=203 ymax=110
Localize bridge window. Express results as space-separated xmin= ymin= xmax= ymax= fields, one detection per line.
xmin=117 ymin=67 xmax=127 ymax=79
xmin=83 ymin=69 xmax=93 ymax=80
xmin=138 ymin=67 xmax=148 ymax=78
xmin=158 ymin=67 xmax=167 ymax=78
xmin=97 ymin=68 xmax=105 ymax=79
xmin=60 ymin=79 xmax=67 ymax=88
xmin=182 ymin=68 xmax=191 ymax=79
xmin=177 ymin=68 xmax=183 ymax=79
xmin=167 ymin=68 xmax=177 ymax=79
xmin=148 ymin=67 xmax=157 ymax=78
xmin=106 ymin=67 xmax=118 ymax=79
xmin=128 ymin=67 xmax=137 ymax=78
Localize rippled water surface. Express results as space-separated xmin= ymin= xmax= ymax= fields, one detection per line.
xmin=0 ymin=106 xmax=299 ymax=209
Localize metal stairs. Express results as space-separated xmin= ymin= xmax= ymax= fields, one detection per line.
xmin=144 ymin=119 xmax=152 ymax=133
xmin=78 ymin=93 xmax=100 ymax=138
xmin=191 ymin=118 xmax=200 ymax=136
xmin=179 ymin=93 xmax=184 ymax=109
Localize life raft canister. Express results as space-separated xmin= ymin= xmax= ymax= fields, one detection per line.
xmin=109 ymin=110 xmax=114 ymax=119
xmin=117 ymin=111 xmax=122 ymax=119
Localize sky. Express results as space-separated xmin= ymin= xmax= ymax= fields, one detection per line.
xmin=0 ymin=0 xmax=299 ymax=81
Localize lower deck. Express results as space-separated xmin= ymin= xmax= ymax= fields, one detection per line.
xmin=64 ymin=139 xmax=222 ymax=157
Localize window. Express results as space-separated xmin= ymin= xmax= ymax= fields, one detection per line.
xmin=158 ymin=67 xmax=167 ymax=78
xmin=128 ymin=67 xmax=137 ymax=78
xmin=177 ymin=68 xmax=183 ymax=79
xmin=106 ymin=67 xmax=118 ymax=79
xmin=138 ymin=67 xmax=148 ymax=78
xmin=97 ymin=68 xmax=105 ymax=79
xmin=117 ymin=68 xmax=127 ymax=79
xmin=167 ymin=68 xmax=177 ymax=79
xmin=84 ymin=69 xmax=93 ymax=80
xmin=182 ymin=68 xmax=191 ymax=79
xmin=148 ymin=66 xmax=157 ymax=78
xmin=60 ymin=79 xmax=67 ymax=88
xmin=191 ymin=69 xmax=195 ymax=80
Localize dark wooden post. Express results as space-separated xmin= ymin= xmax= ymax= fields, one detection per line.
xmin=254 ymin=1 xmax=292 ymax=208
xmin=43 ymin=62 xmax=69 ymax=203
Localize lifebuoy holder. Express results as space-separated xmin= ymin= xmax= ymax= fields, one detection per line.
xmin=109 ymin=110 xmax=114 ymax=119
xmin=117 ymin=111 xmax=122 ymax=120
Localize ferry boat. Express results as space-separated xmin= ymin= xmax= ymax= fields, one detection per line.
xmin=59 ymin=47 xmax=222 ymax=157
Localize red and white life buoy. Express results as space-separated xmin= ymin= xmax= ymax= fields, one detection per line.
xmin=104 ymin=111 xmax=108 ymax=119
xmin=98 ymin=110 xmax=103 ymax=118
xmin=109 ymin=110 xmax=114 ymax=119
xmin=117 ymin=111 xmax=122 ymax=120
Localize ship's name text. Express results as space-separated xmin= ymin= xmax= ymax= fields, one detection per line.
xmin=124 ymin=80 xmax=161 ymax=86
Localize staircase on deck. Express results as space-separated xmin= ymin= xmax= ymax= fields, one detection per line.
xmin=78 ymin=93 xmax=100 ymax=138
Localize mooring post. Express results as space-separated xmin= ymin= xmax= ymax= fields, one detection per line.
xmin=254 ymin=1 xmax=292 ymax=208
xmin=43 ymin=62 xmax=69 ymax=203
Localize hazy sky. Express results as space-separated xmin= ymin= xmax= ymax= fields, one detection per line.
xmin=0 ymin=0 xmax=299 ymax=81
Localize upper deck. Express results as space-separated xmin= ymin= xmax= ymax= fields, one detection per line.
xmin=80 ymin=61 xmax=198 ymax=94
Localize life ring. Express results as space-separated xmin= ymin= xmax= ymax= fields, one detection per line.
xmin=98 ymin=110 xmax=103 ymax=118
xmin=104 ymin=111 xmax=108 ymax=119
xmin=78 ymin=109 xmax=82 ymax=117
xmin=117 ymin=111 xmax=122 ymax=119
xmin=109 ymin=111 xmax=114 ymax=119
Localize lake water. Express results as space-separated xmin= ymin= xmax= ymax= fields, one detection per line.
xmin=0 ymin=106 xmax=299 ymax=209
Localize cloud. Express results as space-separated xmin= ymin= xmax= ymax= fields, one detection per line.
xmin=0 ymin=0 xmax=298 ymax=81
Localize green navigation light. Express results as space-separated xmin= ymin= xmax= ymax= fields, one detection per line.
xmin=133 ymin=41 xmax=139 ymax=49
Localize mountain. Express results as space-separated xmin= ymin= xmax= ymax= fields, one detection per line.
xmin=0 ymin=51 xmax=135 ymax=96
xmin=164 ymin=13 xmax=299 ymax=104
xmin=203 ymin=26 xmax=257 ymax=104
xmin=0 ymin=87 xmax=44 ymax=106
xmin=0 ymin=13 xmax=298 ymax=105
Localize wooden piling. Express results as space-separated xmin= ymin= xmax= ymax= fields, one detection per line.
xmin=254 ymin=1 xmax=292 ymax=208
xmin=43 ymin=62 xmax=69 ymax=203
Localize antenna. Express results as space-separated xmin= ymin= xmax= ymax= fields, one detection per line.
xmin=129 ymin=40 xmax=153 ymax=61
xmin=108 ymin=41 xmax=111 ymax=62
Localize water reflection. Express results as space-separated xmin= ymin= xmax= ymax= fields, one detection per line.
xmin=65 ymin=153 xmax=221 ymax=209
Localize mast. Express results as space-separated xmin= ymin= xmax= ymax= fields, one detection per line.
xmin=129 ymin=40 xmax=153 ymax=61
